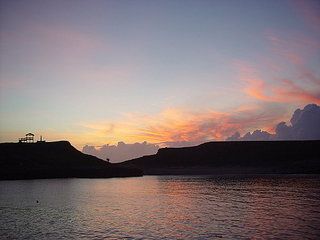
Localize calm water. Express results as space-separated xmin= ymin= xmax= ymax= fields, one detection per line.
xmin=0 ymin=175 xmax=320 ymax=240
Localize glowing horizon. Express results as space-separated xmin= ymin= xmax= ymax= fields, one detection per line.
xmin=1 ymin=0 xmax=319 ymax=151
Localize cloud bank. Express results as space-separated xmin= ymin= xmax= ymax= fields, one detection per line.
xmin=226 ymin=104 xmax=320 ymax=141
xmin=82 ymin=141 xmax=159 ymax=163
xmin=79 ymin=104 xmax=287 ymax=149
xmin=82 ymin=104 xmax=320 ymax=162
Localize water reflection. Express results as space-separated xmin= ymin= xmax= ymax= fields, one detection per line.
xmin=1 ymin=175 xmax=319 ymax=239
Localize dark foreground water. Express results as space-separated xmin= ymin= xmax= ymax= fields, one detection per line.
xmin=0 ymin=175 xmax=320 ymax=240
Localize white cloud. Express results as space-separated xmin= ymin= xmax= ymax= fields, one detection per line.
xmin=82 ymin=141 xmax=159 ymax=163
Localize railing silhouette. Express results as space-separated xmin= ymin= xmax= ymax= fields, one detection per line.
xmin=19 ymin=133 xmax=34 ymax=143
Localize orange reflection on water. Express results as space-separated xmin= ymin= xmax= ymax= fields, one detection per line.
xmin=58 ymin=176 xmax=320 ymax=239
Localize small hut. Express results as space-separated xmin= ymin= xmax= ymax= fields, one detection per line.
xmin=19 ymin=133 xmax=35 ymax=143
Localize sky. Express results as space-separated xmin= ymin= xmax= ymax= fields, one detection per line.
xmin=1 ymin=0 xmax=320 ymax=161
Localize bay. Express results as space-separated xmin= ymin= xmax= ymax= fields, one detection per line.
xmin=1 ymin=175 xmax=320 ymax=239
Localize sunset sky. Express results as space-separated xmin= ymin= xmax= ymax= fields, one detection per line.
xmin=1 ymin=0 xmax=320 ymax=151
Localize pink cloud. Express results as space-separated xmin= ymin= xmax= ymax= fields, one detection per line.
xmin=2 ymin=21 xmax=102 ymax=71
xmin=79 ymin=105 xmax=285 ymax=147
xmin=0 ymin=78 xmax=23 ymax=89
xmin=35 ymin=22 xmax=98 ymax=46
xmin=238 ymin=63 xmax=320 ymax=104
xmin=237 ymin=63 xmax=274 ymax=102
xmin=238 ymin=30 xmax=320 ymax=105
xmin=274 ymin=79 xmax=320 ymax=104
xmin=266 ymin=33 xmax=320 ymax=90
xmin=292 ymin=0 xmax=320 ymax=35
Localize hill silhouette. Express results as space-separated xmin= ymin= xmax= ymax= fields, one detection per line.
xmin=119 ymin=140 xmax=320 ymax=175
xmin=0 ymin=141 xmax=142 ymax=180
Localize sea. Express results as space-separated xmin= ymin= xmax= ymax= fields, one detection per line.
xmin=1 ymin=175 xmax=319 ymax=240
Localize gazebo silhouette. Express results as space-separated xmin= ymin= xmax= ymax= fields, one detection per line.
xmin=19 ymin=133 xmax=34 ymax=143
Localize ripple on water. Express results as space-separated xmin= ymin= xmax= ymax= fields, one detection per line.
xmin=0 ymin=175 xmax=320 ymax=239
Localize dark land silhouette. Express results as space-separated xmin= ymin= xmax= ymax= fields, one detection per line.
xmin=1 ymin=140 xmax=319 ymax=179
xmin=119 ymin=140 xmax=320 ymax=175
xmin=0 ymin=141 xmax=142 ymax=180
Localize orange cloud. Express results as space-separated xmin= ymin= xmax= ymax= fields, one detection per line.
xmin=239 ymin=66 xmax=320 ymax=104
xmin=237 ymin=64 xmax=274 ymax=102
xmin=242 ymin=69 xmax=320 ymax=104
xmin=238 ymin=31 xmax=320 ymax=105
xmin=274 ymin=79 xmax=320 ymax=104
xmin=79 ymin=106 xmax=284 ymax=147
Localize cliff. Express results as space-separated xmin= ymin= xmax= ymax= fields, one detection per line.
xmin=119 ymin=140 xmax=320 ymax=175
xmin=0 ymin=141 xmax=142 ymax=180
